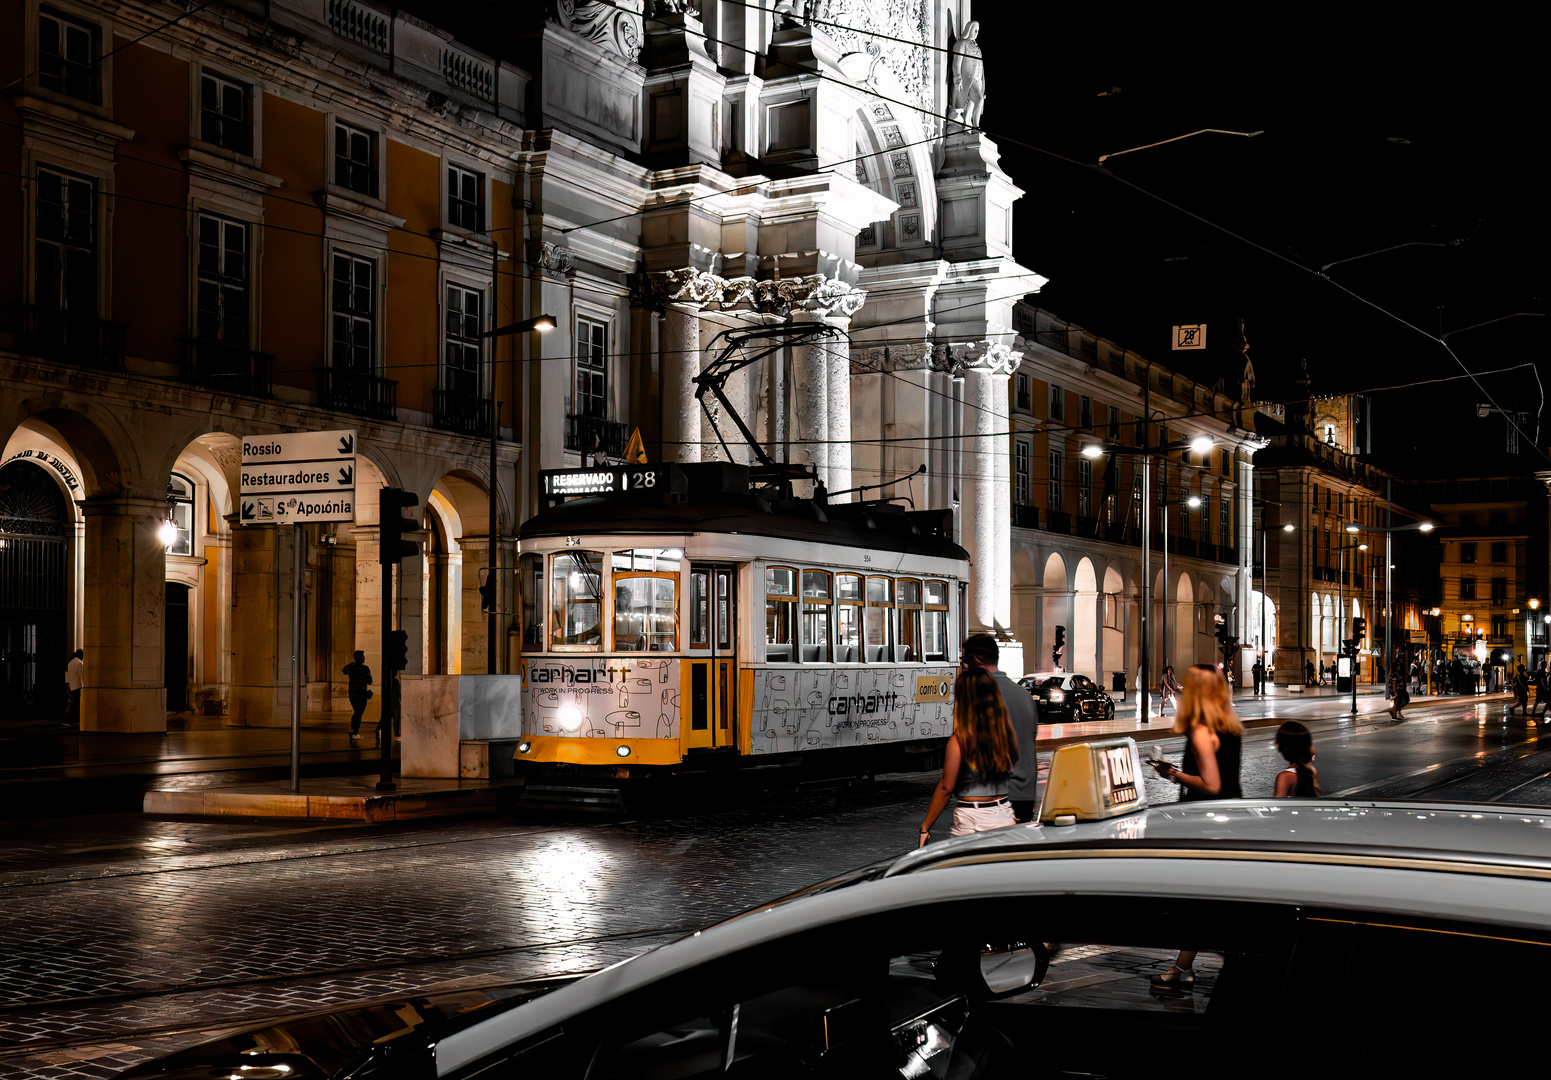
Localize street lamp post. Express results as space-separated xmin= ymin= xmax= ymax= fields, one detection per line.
xmin=477 ymin=310 xmax=557 ymax=674
xmin=1256 ymin=513 xmax=1296 ymax=693
xmin=1342 ymin=518 xmax=1437 ymax=705
xmin=1160 ymin=482 xmax=1202 ymax=680
xmin=1086 ymin=432 xmax=1214 ymax=721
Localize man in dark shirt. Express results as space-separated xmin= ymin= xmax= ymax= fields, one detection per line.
xmin=962 ymin=634 xmax=1040 ymax=823
xmin=342 ymin=650 xmax=372 ymax=741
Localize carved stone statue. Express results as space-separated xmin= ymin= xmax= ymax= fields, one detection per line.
xmin=950 ymin=21 xmax=985 ymax=128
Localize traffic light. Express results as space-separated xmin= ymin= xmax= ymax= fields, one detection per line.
xmin=478 ymin=568 xmax=497 ymax=614
xmin=1213 ymin=613 xmax=1228 ymax=646
xmin=379 ymin=487 xmax=420 ymax=565
xmin=1352 ymin=617 xmax=1367 ymax=646
xmin=1052 ymin=625 xmax=1066 ymax=667
xmin=385 ymin=629 xmax=409 ymax=671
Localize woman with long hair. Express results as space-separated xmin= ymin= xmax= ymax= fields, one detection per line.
xmin=1148 ymin=665 xmax=1245 ymax=991
xmin=919 ymin=667 xmax=1019 ymax=846
xmin=1153 ymin=664 xmax=1244 ymax=801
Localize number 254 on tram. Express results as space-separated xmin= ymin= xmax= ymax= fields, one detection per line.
xmin=511 ymin=462 xmax=969 ymax=791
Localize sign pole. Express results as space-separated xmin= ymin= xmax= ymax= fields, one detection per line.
xmin=291 ymin=522 xmax=304 ymax=791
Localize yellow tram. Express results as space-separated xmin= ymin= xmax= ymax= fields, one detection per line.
xmin=512 ymin=462 xmax=969 ymax=806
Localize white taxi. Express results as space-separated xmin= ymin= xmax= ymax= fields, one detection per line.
xmin=121 ymin=738 xmax=1551 ymax=1079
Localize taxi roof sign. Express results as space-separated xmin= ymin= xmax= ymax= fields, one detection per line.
xmin=1039 ymin=737 xmax=1147 ymax=825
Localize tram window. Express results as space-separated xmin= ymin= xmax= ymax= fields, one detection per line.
xmin=801 ymin=570 xmax=832 ymax=663
xmin=550 ymin=550 xmax=603 ymax=649
xmin=519 ymin=554 xmax=543 ymax=648
xmin=765 ymin=566 xmax=796 ymax=661
xmin=836 ymin=573 xmax=862 ymax=662
xmin=689 ymin=569 xmax=709 ymax=648
xmin=924 ymin=580 xmax=948 ymax=662
xmin=897 ymin=578 xmax=922 ymax=662
xmin=864 ymin=576 xmax=893 ymax=663
xmin=611 ymin=550 xmax=680 ymax=652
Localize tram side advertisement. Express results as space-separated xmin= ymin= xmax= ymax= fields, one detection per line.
xmin=519 ymin=659 xmax=956 ymax=753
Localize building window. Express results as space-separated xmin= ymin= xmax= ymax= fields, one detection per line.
xmin=333 ymin=121 xmax=378 ymax=198
xmin=1078 ymin=458 xmax=1092 ymax=518
xmin=39 ymin=8 xmax=99 ymax=103
xmin=330 ymin=253 xmax=375 ymax=371
xmin=442 ymin=283 xmax=483 ymax=397
xmin=1048 ymin=449 xmax=1063 ymax=511
xmin=35 ymin=167 xmax=96 ymax=314
xmin=575 ymin=316 xmax=607 ymax=419
xmin=1492 ymin=616 xmax=1508 ymax=640
xmin=1461 ymin=543 xmax=1477 ymax=563
xmin=1014 ymin=441 xmax=1030 ymax=506
xmin=1107 ymin=405 xmax=1120 ymax=441
xmin=1079 ymin=395 xmax=1092 ymax=429
xmin=1014 ymin=373 xmax=1031 ymax=411
xmin=196 ymin=214 xmax=249 ymax=345
xmin=1460 ymin=576 xmax=1476 ymax=601
xmin=1220 ymin=492 xmax=1230 ymax=538
xmin=447 ymin=164 xmax=484 ymax=231
xmin=200 ymin=71 xmax=251 ymax=154
xmin=166 ymin=473 xmax=195 ymax=557
xmin=1492 ymin=578 xmax=1508 ymax=604
xmin=1048 ymin=385 xmax=1064 ymax=421
xmin=1221 ymin=449 xmax=1232 ymax=477
xmin=1491 ymin=542 xmax=1508 ymax=563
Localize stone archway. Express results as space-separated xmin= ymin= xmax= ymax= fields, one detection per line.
xmin=0 ymin=459 xmax=70 ymax=719
xmin=1040 ymin=551 xmax=1067 ymax=672
xmin=1073 ymin=557 xmax=1099 ymax=677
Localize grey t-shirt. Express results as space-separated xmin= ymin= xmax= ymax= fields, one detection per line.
xmin=994 ymin=670 xmax=1039 ymax=801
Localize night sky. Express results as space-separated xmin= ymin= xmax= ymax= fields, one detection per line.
xmin=976 ymin=5 xmax=1546 ymax=471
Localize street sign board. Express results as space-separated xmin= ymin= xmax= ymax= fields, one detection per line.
xmin=240 ymin=430 xmax=357 ymax=524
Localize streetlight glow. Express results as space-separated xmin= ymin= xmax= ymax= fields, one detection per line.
xmin=1189 ymin=435 xmax=1213 ymax=456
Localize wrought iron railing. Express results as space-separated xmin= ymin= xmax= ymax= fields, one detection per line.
xmin=564 ymin=400 xmax=629 ymax=459
xmin=1011 ymin=505 xmax=1039 ymax=529
xmin=433 ymin=388 xmax=491 ymax=438
xmin=19 ymin=306 xmax=126 ymax=370
xmin=180 ymin=338 xmax=272 ymax=396
xmin=319 ymin=367 xmax=397 ymax=421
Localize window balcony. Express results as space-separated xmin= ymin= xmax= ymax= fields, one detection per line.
xmin=319 ymin=366 xmax=397 ymax=421
xmin=433 ymin=388 xmax=491 ymax=438
xmin=565 ymin=400 xmax=628 ymax=459
xmin=1045 ymin=510 xmax=1072 ymax=535
xmin=18 ymin=306 xmax=126 ymax=371
xmin=180 ymin=338 xmax=272 ymax=396
xmin=1012 ymin=505 xmax=1039 ymax=529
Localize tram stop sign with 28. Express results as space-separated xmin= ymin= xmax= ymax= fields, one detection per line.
xmin=240 ymin=429 xmax=357 ymax=524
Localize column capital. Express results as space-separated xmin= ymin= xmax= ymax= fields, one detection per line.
xmin=957 ymin=340 xmax=1022 ymax=378
xmin=629 ymin=268 xmax=866 ymax=319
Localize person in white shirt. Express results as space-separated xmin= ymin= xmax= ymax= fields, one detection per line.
xmin=64 ymin=649 xmax=84 ymax=727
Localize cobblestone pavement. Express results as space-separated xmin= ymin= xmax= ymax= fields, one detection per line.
xmin=3 ymin=698 xmax=1545 ymax=1078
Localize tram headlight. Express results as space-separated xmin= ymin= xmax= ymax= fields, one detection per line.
xmin=617 ymin=744 xmax=632 ymax=758
xmin=559 ymin=704 xmax=584 ymax=733
xmin=517 ymin=741 xmax=532 ymax=754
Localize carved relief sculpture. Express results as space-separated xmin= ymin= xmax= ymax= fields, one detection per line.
xmin=552 ymin=0 xmax=644 ymax=62
xmin=950 ymin=20 xmax=985 ymax=127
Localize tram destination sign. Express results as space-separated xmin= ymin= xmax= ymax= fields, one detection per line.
xmin=240 ymin=430 xmax=357 ymax=524
xmin=540 ymin=464 xmax=684 ymax=506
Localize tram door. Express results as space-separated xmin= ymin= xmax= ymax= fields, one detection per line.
xmin=684 ymin=564 xmax=735 ymax=752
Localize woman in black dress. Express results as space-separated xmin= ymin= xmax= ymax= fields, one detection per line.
xmin=1149 ymin=665 xmax=1244 ymax=990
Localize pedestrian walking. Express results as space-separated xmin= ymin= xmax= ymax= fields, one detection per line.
xmin=1508 ymin=667 xmax=1530 ymax=715
xmin=1388 ymin=668 xmax=1411 ymax=721
xmin=1273 ymin=721 xmax=1321 ymax=797
xmin=961 ymin=634 xmax=1039 ymax=823
xmin=342 ymin=650 xmax=372 ymax=741
xmin=63 ymin=649 xmax=84 ymax=727
xmin=1409 ymin=660 xmax=1421 ymax=695
xmin=1145 ymin=665 xmax=1243 ymax=991
xmin=1305 ymin=659 xmax=1317 ymax=687
xmin=918 ymin=666 xmax=1019 ymax=846
xmin=1159 ymin=665 xmax=1182 ymax=716
xmin=1535 ymin=663 xmax=1550 ymax=716
xmin=1252 ymin=657 xmax=1266 ymax=695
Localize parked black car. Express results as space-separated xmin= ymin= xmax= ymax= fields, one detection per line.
xmin=1018 ymin=671 xmax=1116 ymax=722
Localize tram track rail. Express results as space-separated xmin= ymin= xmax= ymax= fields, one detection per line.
xmin=0 ymin=921 xmax=698 ymax=1061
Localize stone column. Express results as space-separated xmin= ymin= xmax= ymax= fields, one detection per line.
xmin=791 ymin=313 xmax=829 ymax=494
xmin=958 ymin=343 xmax=1021 ymax=635
xmin=228 ymin=518 xmax=306 ymax=728
xmin=78 ymin=496 xmax=169 ymax=732
xmin=662 ymin=303 xmax=702 ymax=463
xmin=458 ymin=537 xmax=491 ymax=674
xmin=351 ymin=524 xmax=384 ymax=729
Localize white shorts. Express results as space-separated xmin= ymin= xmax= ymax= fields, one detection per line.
xmin=950 ymin=799 xmax=1016 ymax=836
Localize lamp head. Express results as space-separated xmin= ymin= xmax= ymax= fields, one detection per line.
xmin=1189 ymin=435 xmax=1214 ymax=456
